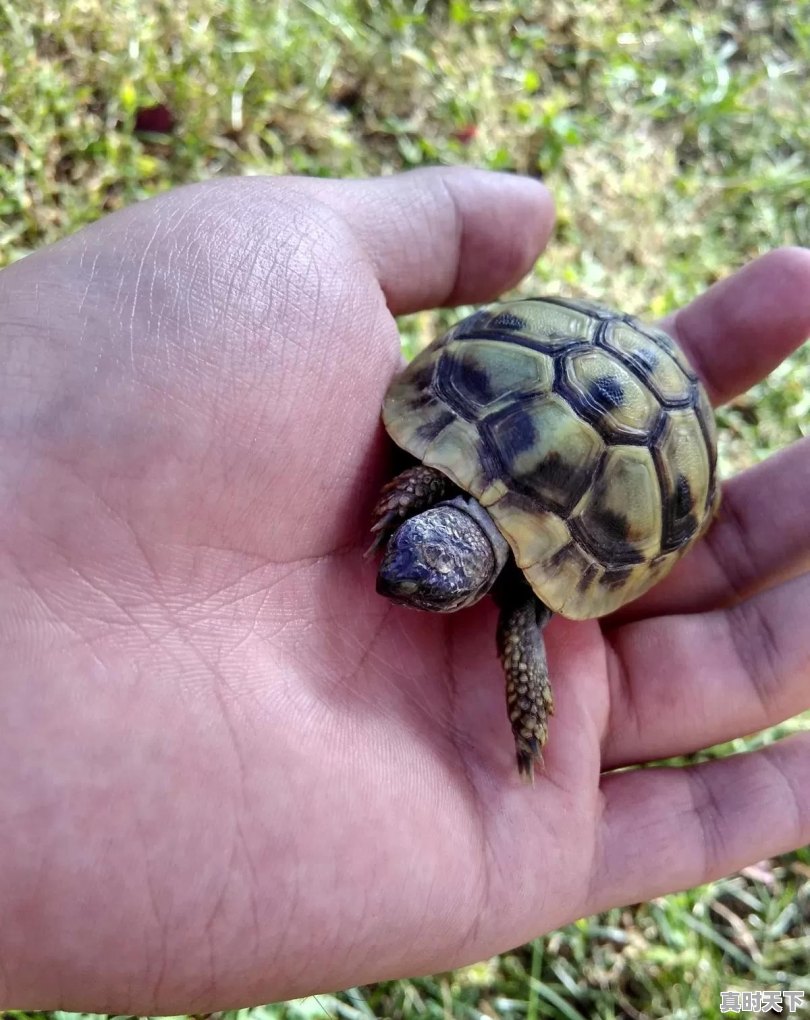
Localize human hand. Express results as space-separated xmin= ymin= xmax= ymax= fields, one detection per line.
xmin=1 ymin=169 xmax=808 ymax=1012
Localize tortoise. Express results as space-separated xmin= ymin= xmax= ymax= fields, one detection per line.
xmin=370 ymin=296 xmax=719 ymax=781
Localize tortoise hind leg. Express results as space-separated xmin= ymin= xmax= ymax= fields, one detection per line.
xmin=495 ymin=575 xmax=554 ymax=783
xmin=367 ymin=464 xmax=456 ymax=555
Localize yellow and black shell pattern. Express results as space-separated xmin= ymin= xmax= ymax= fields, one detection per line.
xmin=383 ymin=297 xmax=720 ymax=619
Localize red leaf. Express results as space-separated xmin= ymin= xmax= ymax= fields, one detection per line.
xmin=452 ymin=124 xmax=478 ymax=144
xmin=134 ymin=104 xmax=175 ymax=134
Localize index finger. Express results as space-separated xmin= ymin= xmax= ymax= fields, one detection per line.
xmin=662 ymin=246 xmax=810 ymax=406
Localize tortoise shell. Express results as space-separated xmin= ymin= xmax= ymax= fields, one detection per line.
xmin=382 ymin=297 xmax=720 ymax=619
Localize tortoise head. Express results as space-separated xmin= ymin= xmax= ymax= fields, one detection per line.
xmin=376 ymin=497 xmax=509 ymax=613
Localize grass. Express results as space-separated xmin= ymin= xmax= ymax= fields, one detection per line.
xmin=1 ymin=0 xmax=808 ymax=1016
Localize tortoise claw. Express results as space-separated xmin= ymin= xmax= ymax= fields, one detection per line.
xmin=367 ymin=466 xmax=455 ymax=559
xmin=516 ymin=739 xmax=543 ymax=786
xmin=365 ymin=510 xmax=400 ymax=558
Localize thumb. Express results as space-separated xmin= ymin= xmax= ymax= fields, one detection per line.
xmin=282 ymin=167 xmax=555 ymax=314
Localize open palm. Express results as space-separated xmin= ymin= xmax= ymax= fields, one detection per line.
xmin=1 ymin=170 xmax=808 ymax=1013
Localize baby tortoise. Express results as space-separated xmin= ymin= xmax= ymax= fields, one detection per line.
xmin=370 ymin=297 xmax=719 ymax=780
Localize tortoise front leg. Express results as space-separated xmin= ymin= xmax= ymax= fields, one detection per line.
xmin=495 ymin=577 xmax=554 ymax=783
xmin=367 ymin=464 xmax=456 ymax=555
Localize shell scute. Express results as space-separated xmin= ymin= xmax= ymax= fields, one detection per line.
xmin=561 ymin=347 xmax=660 ymax=439
xmin=655 ymin=409 xmax=711 ymax=552
xmin=573 ymin=445 xmax=662 ymax=562
xmin=524 ymin=541 xmax=605 ymax=618
xmin=605 ymin=321 xmax=694 ymax=405
xmin=461 ymin=298 xmax=597 ymax=351
xmin=423 ymin=416 xmax=496 ymax=496
xmin=489 ymin=495 xmax=571 ymax=571
xmin=487 ymin=394 xmax=604 ymax=516
xmin=436 ymin=339 xmax=552 ymax=417
xmin=638 ymin=322 xmax=698 ymax=380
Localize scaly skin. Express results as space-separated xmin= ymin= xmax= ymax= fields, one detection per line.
xmin=496 ymin=585 xmax=554 ymax=782
xmin=368 ymin=464 xmax=456 ymax=553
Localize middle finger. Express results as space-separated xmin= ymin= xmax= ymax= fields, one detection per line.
xmin=601 ymin=571 xmax=810 ymax=770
